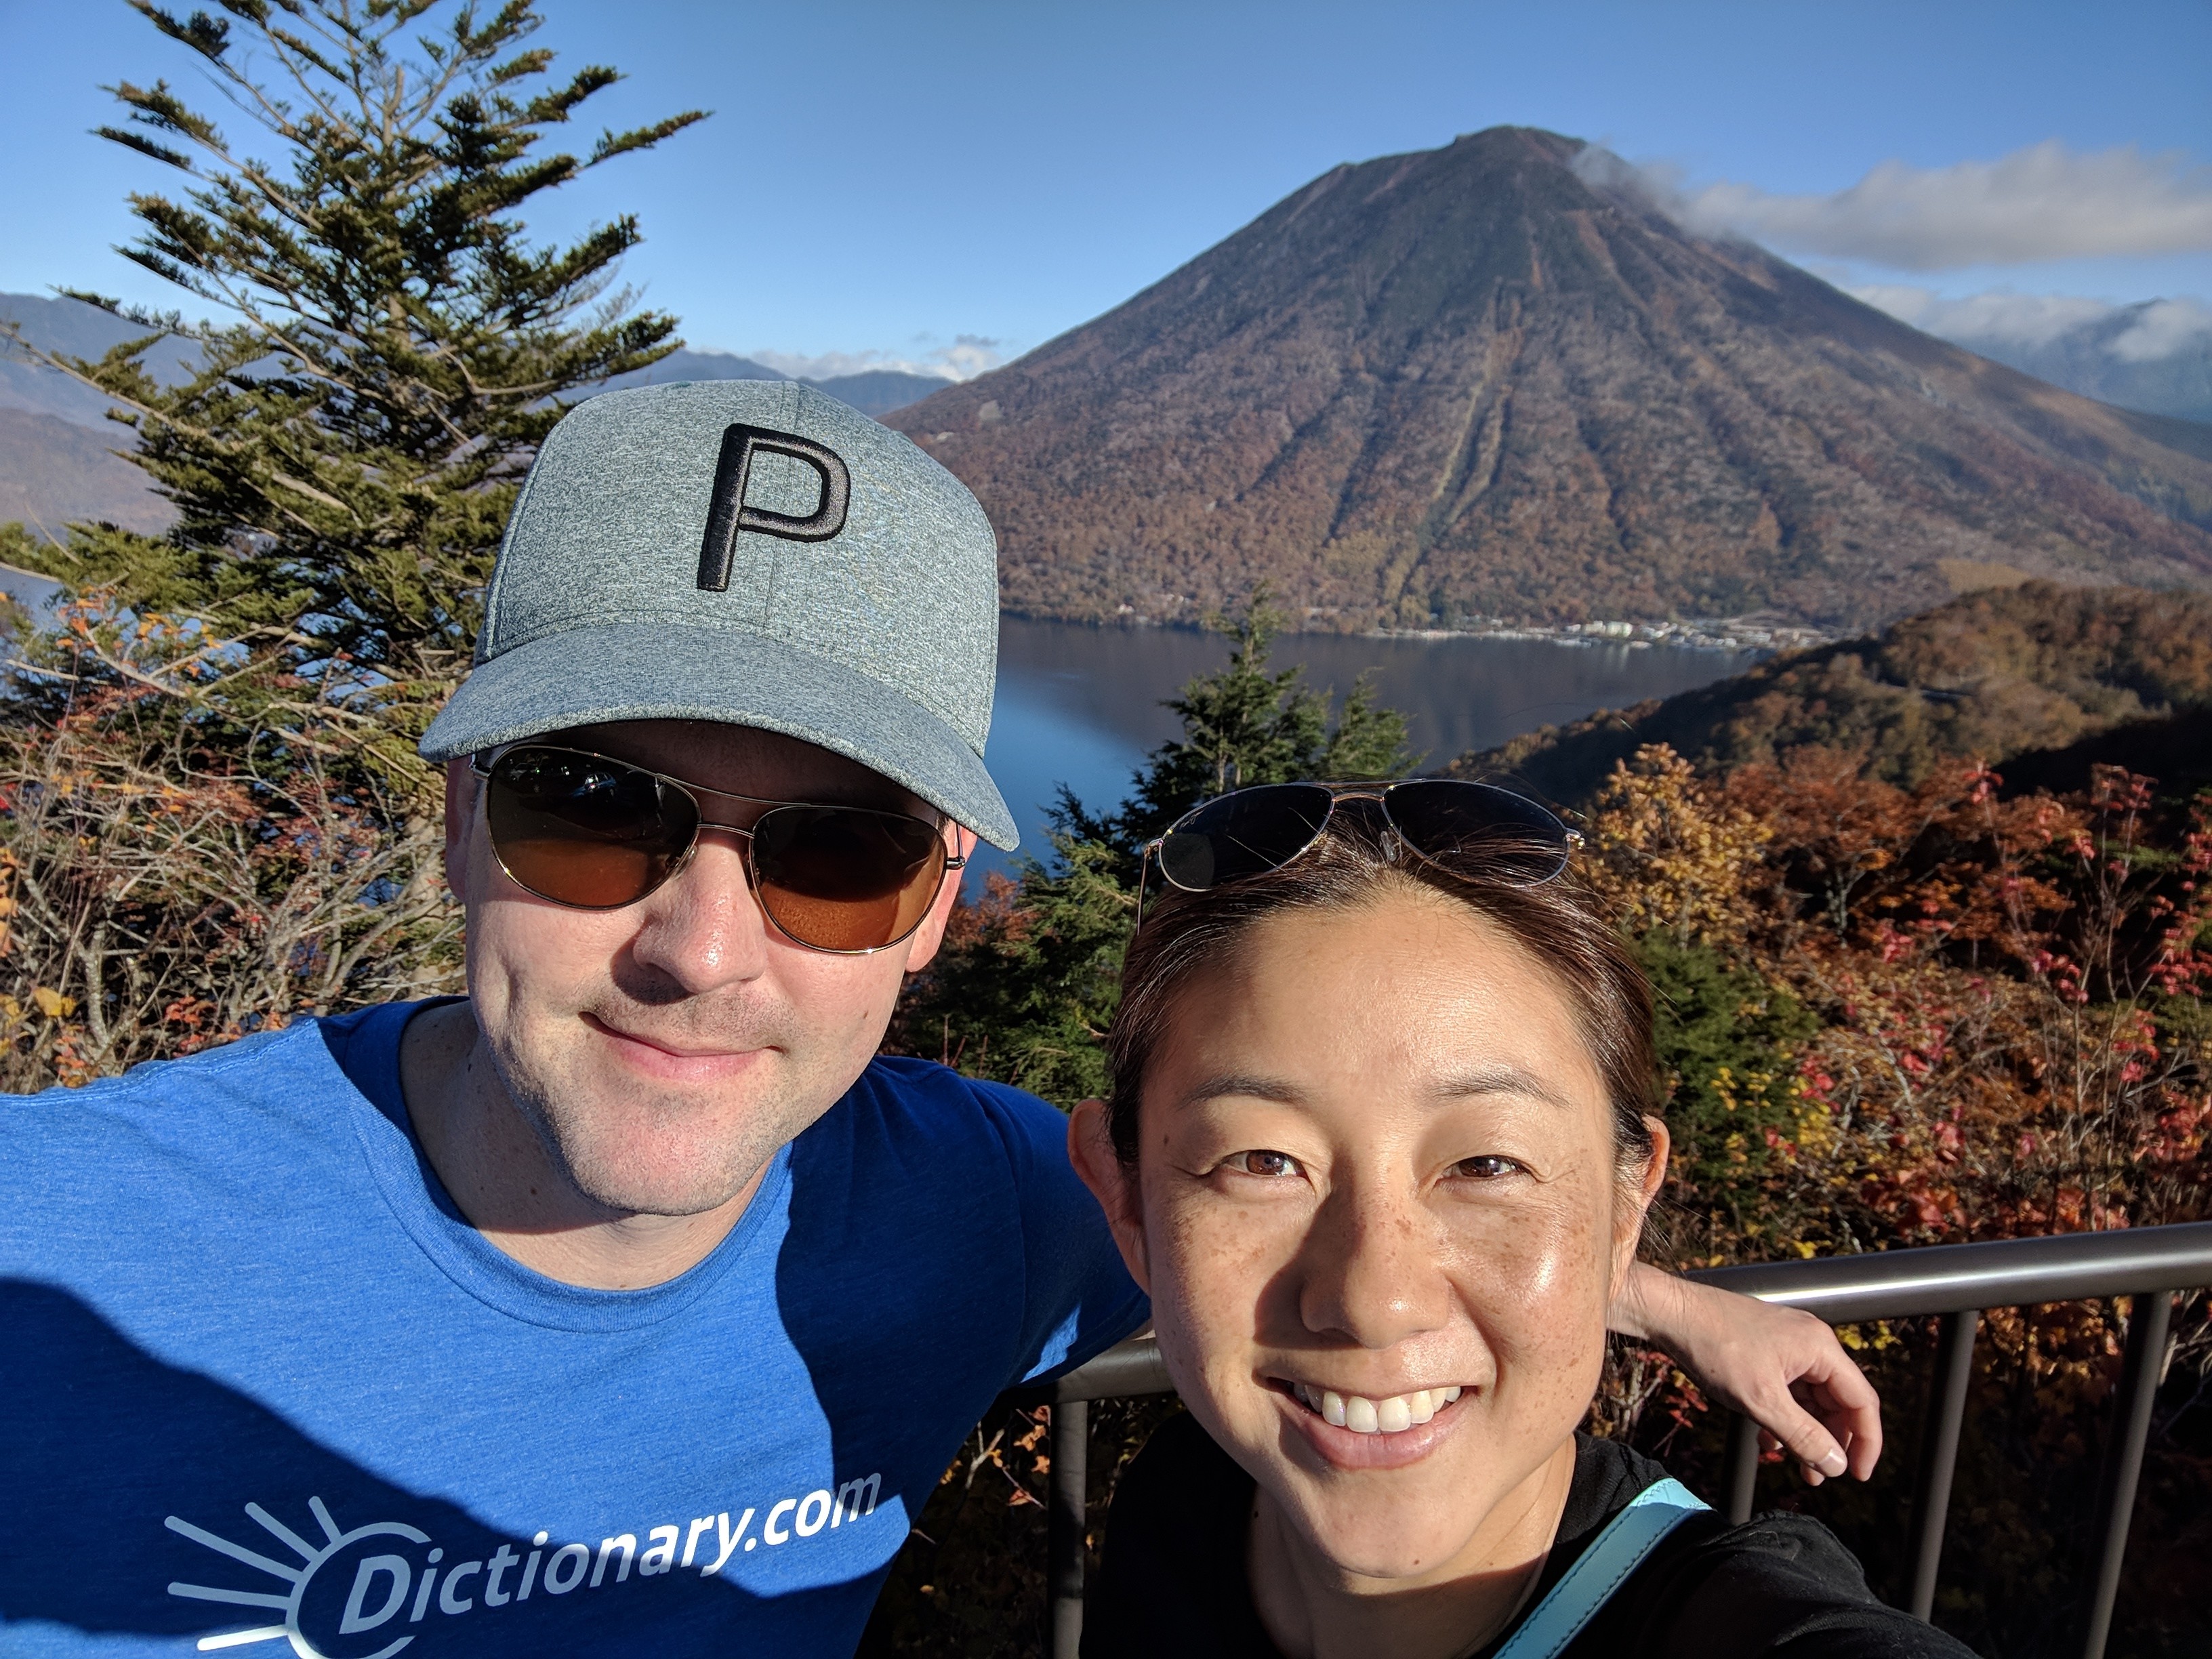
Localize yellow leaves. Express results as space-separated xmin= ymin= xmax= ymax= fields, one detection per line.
xmin=30 ymin=986 xmax=76 ymax=1019
xmin=1790 ymin=1102 xmax=1840 ymax=1162
xmin=1583 ymin=743 xmax=1774 ymax=946
xmin=1834 ymin=1321 xmax=1898 ymax=1352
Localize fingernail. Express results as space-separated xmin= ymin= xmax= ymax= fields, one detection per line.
xmin=1820 ymin=1449 xmax=1848 ymax=1477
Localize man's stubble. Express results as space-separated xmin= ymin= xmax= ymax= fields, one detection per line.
xmin=481 ymin=984 xmax=832 ymax=1220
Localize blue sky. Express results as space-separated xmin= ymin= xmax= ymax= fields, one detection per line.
xmin=2 ymin=0 xmax=2207 ymax=376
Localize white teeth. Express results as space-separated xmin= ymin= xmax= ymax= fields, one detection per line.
xmin=1292 ymin=1382 xmax=1463 ymax=1433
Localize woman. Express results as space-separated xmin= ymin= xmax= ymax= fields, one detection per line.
xmin=1069 ymin=781 xmax=1972 ymax=1658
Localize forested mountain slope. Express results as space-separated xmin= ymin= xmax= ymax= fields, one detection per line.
xmin=1452 ymin=581 xmax=2212 ymax=805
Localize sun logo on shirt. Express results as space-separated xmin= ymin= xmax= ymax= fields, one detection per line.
xmin=165 ymin=1498 xmax=431 ymax=1659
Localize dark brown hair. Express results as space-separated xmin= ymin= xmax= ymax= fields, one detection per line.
xmin=1107 ymin=799 xmax=1659 ymax=1170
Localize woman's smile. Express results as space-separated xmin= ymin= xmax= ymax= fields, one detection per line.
xmin=1269 ymin=1376 xmax=1473 ymax=1470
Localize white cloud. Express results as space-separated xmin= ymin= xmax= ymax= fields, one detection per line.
xmin=1845 ymin=285 xmax=2212 ymax=365
xmin=747 ymin=333 xmax=1011 ymax=384
xmin=1847 ymin=285 xmax=2115 ymax=347
xmin=1592 ymin=140 xmax=2212 ymax=272
xmin=2110 ymin=296 xmax=2212 ymax=363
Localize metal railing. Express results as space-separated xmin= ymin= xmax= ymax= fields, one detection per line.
xmin=1028 ymin=1221 xmax=2212 ymax=1659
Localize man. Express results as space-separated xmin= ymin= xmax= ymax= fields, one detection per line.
xmin=1 ymin=382 xmax=1872 ymax=1656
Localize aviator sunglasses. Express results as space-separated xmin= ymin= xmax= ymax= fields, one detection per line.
xmin=472 ymin=744 xmax=966 ymax=954
xmin=1138 ymin=779 xmax=1581 ymax=921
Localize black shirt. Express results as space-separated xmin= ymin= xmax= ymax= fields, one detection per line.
xmin=1084 ymin=1412 xmax=1975 ymax=1658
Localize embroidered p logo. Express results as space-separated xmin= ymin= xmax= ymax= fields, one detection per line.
xmin=697 ymin=424 xmax=851 ymax=592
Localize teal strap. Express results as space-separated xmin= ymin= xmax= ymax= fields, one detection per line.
xmin=1492 ymin=1477 xmax=1710 ymax=1659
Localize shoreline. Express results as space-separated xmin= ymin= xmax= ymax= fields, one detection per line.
xmin=1000 ymin=608 xmax=1832 ymax=656
xmin=1365 ymin=618 xmax=1830 ymax=654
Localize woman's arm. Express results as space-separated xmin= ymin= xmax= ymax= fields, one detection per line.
xmin=1611 ymin=1262 xmax=1881 ymax=1483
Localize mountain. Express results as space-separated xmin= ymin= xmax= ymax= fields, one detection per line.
xmin=1 ymin=293 xmax=948 ymax=539
xmin=598 ymin=348 xmax=951 ymax=414
xmin=1 ymin=290 xmax=201 ymax=428
xmin=1951 ymin=302 xmax=2212 ymax=428
xmin=595 ymin=346 xmax=786 ymax=392
xmin=808 ymin=369 xmax=955 ymax=417
xmin=0 ymin=407 xmax=174 ymax=536
xmin=1448 ymin=581 xmax=2212 ymax=807
xmin=884 ymin=127 xmax=2212 ymax=634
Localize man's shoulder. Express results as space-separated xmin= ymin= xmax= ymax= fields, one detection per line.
xmin=798 ymin=1059 xmax=1094 ymax=1244
xmin=848 ymin=1054 xmax=1067 ymax=1143
xmin=0 ymin=1004 xmax=408 ymax=1177
xmin=7 ymin=1019 xmax=312 ymax=1115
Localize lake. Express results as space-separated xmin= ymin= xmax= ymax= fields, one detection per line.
xmin=0 ymin=562 xmax=1763 ymax=876
xmin=979 ymin=618 xmax=1760 ymax=873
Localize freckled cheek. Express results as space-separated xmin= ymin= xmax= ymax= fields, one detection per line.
xmin=1147 ymin=1191 xmax=1300 ymax=1353
xmin=1441 ymin=1197 xmax=1614 ymax=1371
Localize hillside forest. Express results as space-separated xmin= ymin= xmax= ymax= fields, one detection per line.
xmin=869 ymin=588 xmax=2212 ymax=1659
xmin=0 ymin=7 xmax=2205 ymax=1659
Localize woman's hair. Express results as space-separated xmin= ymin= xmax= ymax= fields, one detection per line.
xmin=1107 ymin=796 xmax=1659 ymax=1170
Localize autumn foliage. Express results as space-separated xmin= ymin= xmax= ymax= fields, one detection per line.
xmin=874 ymin=697 xmax=2212 ymax=1656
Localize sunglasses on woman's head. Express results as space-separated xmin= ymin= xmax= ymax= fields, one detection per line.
xmin=1138 ymin=779 xmax=1580 ymax=922
xmin=471 ymin=744 xmax=965 ymax=954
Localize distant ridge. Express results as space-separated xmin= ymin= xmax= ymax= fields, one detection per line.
xmin=807 ymin=369 xmax=957 ymax=418
xmin=0 ymin=407 xmax=173 ymax=536
xmin=559 ymin=348 xmax=951 ymax=415
xmin=597 ymin=346 xmax=787 ymax=390
xmin=886 ymin=127 xmax=2212 ymax=634
xmin=1447 ymin=581 xmax=2212 ymax=807
xmin=0 ymin=293 xmax=949 ymax=537
xmin=1957 ymin=302 xmax=2212 ymax=428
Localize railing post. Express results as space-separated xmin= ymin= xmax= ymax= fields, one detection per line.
xmin=1908 ymin=1309 xmax=1978 ymax=1618
xmin=1048 ymin=1397 xmax=1089 ymax=1659
xmin=2080 ymin=1290 xmax=2173 ymax=1659
xmin=1723 ymin=1411 xmax=1760 ymax=1523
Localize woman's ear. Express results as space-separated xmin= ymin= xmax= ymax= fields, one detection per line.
xmin=1612 ymin=1115 xmax=1671 ymax=1290
xmin=1069 ymin=1098 xmax=1151 ymax=1294
xmin=1635 ymin=1115 xmax=1671 ymax=1210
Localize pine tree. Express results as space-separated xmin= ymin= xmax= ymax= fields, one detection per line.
xmin=0 ymin=2 xmax=705 ymax=1084
xmin=1 ymin=0 xmax=705 ymax=756
xmin=1065 ymin=588 xmax=1422 ymax=863
xmin=889 ymin=596 xmax=1419 ymax=1105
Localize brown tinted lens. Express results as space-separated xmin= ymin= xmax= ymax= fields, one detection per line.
xmin=750 ymin=806 xmax=946 ymax=951
xmin=485 ymin=747 xmax=699 ymax=908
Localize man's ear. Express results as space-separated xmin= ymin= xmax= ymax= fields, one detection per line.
xmin=1069 ymin=1098 xmax=1150 ymax=1294
xmin=443 ymin=757 xmax=479 ymax=904
xmin=901 ymin=825 xmax=975 ymax=974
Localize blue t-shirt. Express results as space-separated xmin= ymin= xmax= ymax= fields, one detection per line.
xmin=0 ymin=1001 xmax=1148 ymax=1656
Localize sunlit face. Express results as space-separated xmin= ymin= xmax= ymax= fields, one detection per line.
xmin=445 ymin=720 xmax=964 ymax=1217
xmin=1090 ymin=882 xmax=1661 ymax=1581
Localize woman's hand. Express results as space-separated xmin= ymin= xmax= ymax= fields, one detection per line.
xmin=1610 ymin=1262 xmax=1882 ymax=1484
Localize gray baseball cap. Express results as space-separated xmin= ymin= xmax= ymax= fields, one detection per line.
xmin=419 ymin=379 xmax=1018 ymax=848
